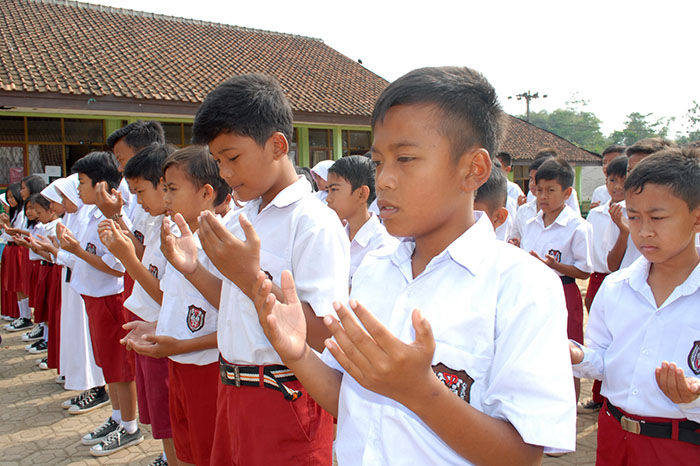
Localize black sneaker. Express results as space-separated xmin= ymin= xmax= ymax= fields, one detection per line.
xmin=27 ymin=339 xmax=48 ymax=354
xmin=69 ymin=386 xmax=110 ymax=414
xmin=577 ymin=399 xmax=603 ymax=414
xmin=63 ymin=388 xmax=92 ymax=410
xmin=5 ymin=317 xmax=32 ymax=332
xmin=147 ymin=454 xmax=168 ymax=466
xmin=21 ymin=325 xmax=43 ymax=341
xmin=89 ymin=425 xmax=144 ymax=456
xmin=81 ymin=417 xmax=119 ymax=446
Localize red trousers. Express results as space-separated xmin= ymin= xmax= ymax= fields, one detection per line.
xmin=563 ymin=282 xmax=584 ymax=344
xmin=1 ymin=244 xmax=20 ymax=318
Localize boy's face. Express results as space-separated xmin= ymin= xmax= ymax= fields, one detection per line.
xmin=128 ymin=177 xmax=166 ymax=216
xmin=113 ymin=138 xmax=138 ymax=172
xmin=602 ymin=152 xmax=621 ymax=175
xmin=606 ymin=173 xmax=626 ymax=203
xmin=326 ymin=172 xmax=362 ymax=220
xmin=535 ymin=179 xmax=571 ymax=216
xmin=163 ymin=164 xmax=211 ymax=226
xmin=626 ymin=183 xmax=700 ymax=265
xmin=627 ymin=152 xmax=647 ymax=173
xmin=77 ymin=173 xmax=98 ymax=205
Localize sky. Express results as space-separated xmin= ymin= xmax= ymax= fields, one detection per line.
xmin=89 ymin=0 xmax=699 ymax=136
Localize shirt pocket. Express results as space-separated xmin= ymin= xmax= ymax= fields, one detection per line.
xmin=432 ymin=342 xmax=492 ymax=405
xmin=259 ymin=249 xmax=291 ymax=288
xmin=674 ymin=326 xmax=700 ymax=377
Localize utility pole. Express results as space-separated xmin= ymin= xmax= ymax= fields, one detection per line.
xmin=508 ymin=90 xmax=547 ymax=122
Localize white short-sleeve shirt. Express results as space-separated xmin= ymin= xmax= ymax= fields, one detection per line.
xmin=322 ymin=213 xmax=576 ymax=464
xmin=586 ymin=201 xmax=616 ymax=274
xmin=27 ymin=224 xmax=43 ymax=261
xmin=509 ymin=198 xmax=538 ymax=242
xmin=217 ymin=178 xmax=350 ymax=365
xmin=506 ymin=180 xmax=524 ymax=202
xmin=591 ymin=184 xmax=611 ymax=206
xmin=573 ymin=250 xmax=700 ymax=422
xmin=347 ymin=213 xmax=398 ymax=286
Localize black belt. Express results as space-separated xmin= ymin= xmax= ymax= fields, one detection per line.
xmin=6 ymin=242 xmax=16 ymax=246
xmin=606 ymin=401 xmax=700 ymax=446
xmin=65 ymin=267 xmax=72 ymax=283
xmin=560 ymin=276 xmax=575 ymax=285
xmin=40 ymin=261 xmax=54 ymax=266
xmin=219 ymin=356 xmax=302 ymax=401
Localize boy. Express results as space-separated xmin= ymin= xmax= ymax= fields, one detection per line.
xmin=162 ymin=74 xmax=350 ymax=464
xmin=252 ymin=66 xmax=575 ymax=464
xmin=519 ymin=157 xmax=593 ymax=400
xmin=507 ymin=154 xmax=552 ymax=247
xmin=56 ymin=151 xmax=142 ymax=456
xmin=626 ymin=137 xmax=676 ymax=173
xmin=590 ymin=145 xmax=626 ymax=209
xmin=525 ymin=149 xmax=581 ymax=216
xmin=495 ymin=151 xmax=524 ymax=203
xmin=473 ymin=161 xmax=510 ymax=234
xmin=570 ymin=148 xmax=700 ymax=465
xmin=326 ymin=155 xmax=398 ymax=286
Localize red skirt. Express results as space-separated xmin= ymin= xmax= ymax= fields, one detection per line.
xmin=3 ymin=244 xmax=24 ymax=293
xmin=1 ymin=245 xmax=20 ymax=318
xmin=33 ymin=262 xmax=57 ymax=323
xmin=26 ymin=260 xmax=41 ymax=308
xmin=45 ymin=265 xmax=63 ymax=371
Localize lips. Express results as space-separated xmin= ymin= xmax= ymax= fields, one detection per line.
xmin=377 ymin=200 xmax=398 ymax=219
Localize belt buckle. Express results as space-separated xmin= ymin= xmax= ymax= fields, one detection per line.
xmin=232 ymin=365 xmax=240 ymax=387
xmin=620 ymin=415 xmax=641 ymax=434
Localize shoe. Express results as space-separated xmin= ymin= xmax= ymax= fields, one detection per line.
xmin=21 ymin=325 xmax=43 ymax=341
xmin=81 ymin=417 xmax=119 ymax=446
xmin=63 ymin=389 xmax=90 ymax=409
xmin=577 ymin=399 xmax=603 ymax=414
xmin=147 ymin=454 xmax=168 ymax=466
xmin=69 ymin=386 xmax=109 ymax=414
xmin=55 ymin=375 xmax=65 ymax=384
xmin=38 ymin=358 xmax=49 ymax=370
xmin=28 ymin=340 xmax=48 ymax=354
xmin=89 ymin=425 xmax=143 ymax=456
xmin=1 ymin=315 xmax=14 ymax=321
xmin=35 ymin=357 xmax=44 ymax=366
xmin=5 ymin=317 xmax=32 ymax=332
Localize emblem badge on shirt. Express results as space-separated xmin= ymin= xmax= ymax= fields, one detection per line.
xmin=547 ymin=249 xmax=562 ymax=262
xmin=186 ymin=305 xmax=206 ymax=332
xmin=148 ymin=264 xmax=159 ymax=278
xmin=432 ymin=363 xmax=474 ymax=403
xmin=688 ymin=340 xmax=700 ymax=375
xmin=134 ymin=230 xmax=145 ymax=245
xmin=85 ymin=242 xmax=97 ymax=255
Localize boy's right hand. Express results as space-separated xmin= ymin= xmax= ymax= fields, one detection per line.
xmin=517 ymin=194 xmax=527 ymax=206
xmin=569 ymin=341 xmax=584 ymax=365
xmin=98 ymin=219 xmax=134 ymax=261
xmin=94 ymin=181 xmax=124 ymax=219
xmin=609 ymin=202 xmax=628 ymax=232
xmin=160 ymin=214 xmax=199 ymax=274
xmin=120 ymin=320 xmax=157 ymax=350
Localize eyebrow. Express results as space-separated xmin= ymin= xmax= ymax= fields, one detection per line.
xmin=326 ymin=182 xmax=340 ymax=188
xmin=371 ymin=141 xmax=421 ymax=154
xmin=627 ymin=207 xmax=668 ymax=213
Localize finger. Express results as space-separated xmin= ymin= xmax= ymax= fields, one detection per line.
xmin=252 ymin=271 xmax=273 ymax=313
xmin=122 ymin=321 xmax=139 ymax=331
xmin=172 ymin=213 xmax=193 ymax=238
xmin=410 ymin=309 xmax=435 ymax=352
xmin=688 ymin=377 xmax=700 ymax=394
xmin=279 ymin=270 xmax=300 ymax=306
xmin=326 ymin=301 xmax=375 ymax=367
xmin=238 ymin=213 xmax=260 ymax=248
xmin=663 ymin=362 xmax=682 ymax=401
xmin=348 ymin=299 xmax=398 ymax=352
xmin=199 ymin=211 xmax=229 ymax=242
xmin=673 ymin=364 xmax=692 ymax=396
xmin=324 ymin=337 xmax=366 ymax=382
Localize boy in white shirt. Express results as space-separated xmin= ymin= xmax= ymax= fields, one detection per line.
xmin=524 ymin=149 xmax=582 ymax=216
xmin=252 ymin=66 xmax=576 ymax=465
xmin=508 ymin=155 xmax=550 ymax=247
xmin=495 ymin=151 xmax=524 ymax=203
xmin=326 ymin=155 xmax=398 ymax=286
xmin=473 ymin=160 xmax=510 ymax=235
xmin=589 ymin=145 xmax=626 ymax=209
xmin=570 ymin=147 xmax=700 ymax=464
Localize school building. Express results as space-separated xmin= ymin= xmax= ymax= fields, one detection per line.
xmin=0 ymin=0 xmax=600 ymax=200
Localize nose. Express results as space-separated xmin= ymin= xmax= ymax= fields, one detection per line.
xmin=638 ymin=217 xmax=654 ymax=237
xmin=375 ymin=162 xmax=396 ymax=192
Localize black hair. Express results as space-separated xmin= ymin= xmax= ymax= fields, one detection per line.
xmin=192 ymin=73 xmax=293 ymax=147
xmin=7 ymin=183 xmax=23 ymax=222
xmin=26 ymin=193 xmax=51 ymax=211
xmin=475 ymin=163 xmax=507 ymax=211
xmin=602 ymin=144 xmax=626 ymax=157
xmin=23 ymin=199 xmax=37 ymax=227
xmin=71 ymin=151 xmax=122 ymax=191
xmin=606 ymin=156 xmax=628 ymax=179
xmin=106 ymin=120 xmax=165 ymax=150
xmin=327 ymin=155 xmax=376 ymax=206
xmin=21 ymin=175 xmax=46 ymax=197
xmin=371 ymin=66 xmax=505 ymax=160
xmin=529 ymin=153 xmax=554 ymax=172
xmin=535 ymin=157 xmax=574 ymax=190
xmin=624 ymin=147 xmax=700 ymax=210
xmin=496 ymin=151 xmax=512 ymax=167
xmin=163 ymin=146 xmax=231 ymax=206
xmin=124 ymin=144 xmax=176 ymax=188
xmin=626 ymin=138 xmax=676 ymax=157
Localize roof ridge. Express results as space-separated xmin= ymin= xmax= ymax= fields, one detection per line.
xmin=30 ymin=0 xmax=324 ymax=42
xmin=510 ymin=115 xmax=601 ymax=157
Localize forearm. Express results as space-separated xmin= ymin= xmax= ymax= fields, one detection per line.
xmin=75 ymin=249 xmax=124 ymax=277
xmin=122 ymin=255 xmax=163 ymax=304
xmin=607 ymin=230 xmax=629 ymax=272
xmin=551 ymin=262 xmax=590 ymax=279
xmin=34 ymin=249 xmax=52 ymax=261
xmin=285 ymin=345 xmax=343 ymax=417
xmin=183 ymin=262 xmax=222 ymax=309
xmin=303 ymin=307 xmax=332 ymax=353
xmin=115 ymin=216 xmax=145 ymax=259
xmin=169 ymin=331 xmax=218 ymax=356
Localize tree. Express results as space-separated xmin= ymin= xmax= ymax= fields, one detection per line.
xmin=674 ymin=101 xmax=700 ymax=145
xmin=608 ymin=112 xmax=672 ymax=146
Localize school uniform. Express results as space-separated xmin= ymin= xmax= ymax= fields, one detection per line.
xmin=322 ymin=212 xmax=576 ymax=465
xmin=506 ymin=180 xmax=524 ymax=203
xmin=494 ymin=196 xmax=517 ymax=241
xmin=573 ymin=251 xmax=700 ymax=465
xmin=0 ymin=210 xmax=22 ymax=319
xmin=591 ymin=184 xmax=611 ymax=206
xmin=347 ymin=213 xmax=398 ymax=286
xmin=119 ymin=179 xmax=149 ymax=298
xmin=586 ymin=201 xmax=615 ymax=299
xmin=520 ymin=205 xmax=593 ymax=343
xmin=157 ymin=229 xmax=219 ymax=466
xmin=211 ymin=177 xmax=350 ymax=465
xmin=508 ymin=198 xmax=537 ymax=243
xmin=527 ymin=187 xmax=581 ymax=216
xmin=25 ymin=223 xmax=42 ymax=311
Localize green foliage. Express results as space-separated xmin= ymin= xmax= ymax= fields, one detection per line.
xmin=675 ymin=101 xmax=700 ymax=145
xmin=608 ymin=112 xmax=672 ymax=146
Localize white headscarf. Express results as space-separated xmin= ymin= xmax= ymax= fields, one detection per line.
xmin=40 ymin=180 xmax=63 ymax=204
xmin=310 ymin=160 xmax=335 ymax=182
xmin=53 ymin=174 xmax=83 ymax=208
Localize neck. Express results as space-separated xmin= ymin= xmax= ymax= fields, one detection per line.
xmin=412 ymin=208 xmax=475 ymax=279
xmin=543 ymin=205 xmax=565 ymax=227
xmin=260 ymin=161 xmax=298 ymax=212
xmin=650 ymin=238 xmax=700 ymax=282
xmin=347 ymin=209 xmax=372 ymax=241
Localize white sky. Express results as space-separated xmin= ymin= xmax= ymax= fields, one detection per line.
xmin=91 ymin=0 xmax=699 ymax=136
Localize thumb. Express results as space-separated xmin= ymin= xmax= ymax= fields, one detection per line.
xmin=411 ymin=309 xmax=434 ymax=349
xmin=143 ymin=333 xmax=161 ymax=344
xmin=279 ymin=270 xmax=300 ymax=305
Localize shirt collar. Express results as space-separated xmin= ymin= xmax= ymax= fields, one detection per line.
xmin=628 ymin=247 xmax=700 ymax=309
xmin=349 ymin=213 xmax=382 ymax=248
xmin=532 ymin=204 xmax=576 ymax=228
xmin=249 ymin=177 xmax=313 ymax=215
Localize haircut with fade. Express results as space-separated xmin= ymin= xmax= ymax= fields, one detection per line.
xmin=107 ymin=120 xmax=165 ymax=150
xmin=624 ymin=147 xmax=700 ymax=210
xmin=626 ymin=138 xmax=676 ymax=157
xmin=496 ymin=151 xmax=513 ymax=167
xmin=371 ymin=66 xmax=506 ymax=160
xmin=191 ymin=74 xmax=293 ymax=147
xmin=124 ymin=144 xmax=176 ymax=188
xmin=475 ymin=160 xmax=507 ymax=211
xmin=328 ymin=155 xmax=377 ymax=206
xmin=529 ymin=153 xmax=554 ymax=172
xmin=602 ymin=144 xmax=626 ymax=156
xmin=72 ymin=151 xmax=122 ymax=191
xmin=606 ymin=156 xmax=628 ymax=178
xmin=22 ymin=174 xmax=47 ymax=196
xmin=163 ymin=146 xmax=231 ymax=206
xmin=535 ymin=157 xmax=575 ymax=190
xmin=26 ymin=192 xmax=51 ymax=211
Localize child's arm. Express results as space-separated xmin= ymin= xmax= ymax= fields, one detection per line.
xmin=99 ymin=219 xmax=162 ymax=304
xmin=606 ymin=202 xmax=629 ymax=272
xmin=126 ymin=323 xmax=218 ymax=358
xmin=57 ymin=223 xmax=123 ymax=277
xmin=34 ymin=234 xmax=60 ymax=258
xmin=95 ymin=182 xmax=145 ymax=259
xmin=655 ymin=361 xmax=700 ymax=411
xmin=529 ymin=251 xmax=591 ymax=279
xmin=28 ymin=236 xmax=53 ymax=261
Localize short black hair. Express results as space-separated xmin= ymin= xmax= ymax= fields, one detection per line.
xmin=606 ymin=156 xmax=628 ymax=178
xmin=26 ymin=192 xmax=51 ymax=211
xmin=163 ymin=146 xmax=231 ymax=206
xmin=529 ymin=153 xmax=554 ymax=172
xmin=602 ymin=144 xmax=626 ymax=157
xmin=624 ymin=147 xmax=700 ymax=210
xmin=535 ymin=157 xmax=574 ymax=190
xmin=371 ymin=66 xmax=505 ymax=160
xmin=124 ymin=144 xmax=176 ymax=188
xmin=191 ymin=73 xmax=293 ymax=147
xmin=496 ymin=151 xmax=512 ymax=167
xmin=71 ymin=151 xmax=122 ymax=191
xmin=106 ymin=120 xmax=165 ymax=150
xmin=327 ymin=155 xmax=376 ymax=206
xmin=475 ymin=163 xmax=507 ymax=212
xmin=21 ymin=175 xmax=46 ymax=196
xmin=626 ymin=138 xmax=676 ymax=157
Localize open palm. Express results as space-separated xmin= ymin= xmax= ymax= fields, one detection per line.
xmin=160 ymin=214 xmax=199 ymax=274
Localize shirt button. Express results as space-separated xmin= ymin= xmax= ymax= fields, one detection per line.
xmin=407 ymin=291 xmax=413 ymax=297
xmin=642 ymin=348 xmax=649 ymax=355
xmin=632 ymin=389 xmax=639 ymax=395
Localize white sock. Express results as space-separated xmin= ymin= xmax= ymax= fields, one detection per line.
xmin=162 ymin=451 xmax=167 ymax=461
xmin=121 ymin=418 xmax=138 ymax=434
xmin=18 ymin=298 xmax=30 ymax=320
xmin=112 ymin=409 xmax=121 ymax=423
xmin=43 ymin=323 xmax=48 ymax=342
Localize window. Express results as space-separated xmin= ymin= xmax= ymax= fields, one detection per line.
xmin=341 ymin=130 xmax=371 ymax=157
xmin=0 ymin=117 xmax=25 ymax=141
xmin=63 ymin=119 xmax=104 ymax=143
xmin=0 ymin=145 xmax=24 ymax=184
xmin=513 ymin=165 xmax=530 ymax=194
xmin=308 ymin=128 xmax=332 ymax=166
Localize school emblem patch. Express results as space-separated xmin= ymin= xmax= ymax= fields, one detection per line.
xmin=134 ymin=230 xmax=145 ymax=245
xmin=547 ymin=249 xmax=562 ymax=262
xmin=432 ymin=363 xmax=474 ymax=403
xmin=688 ymin=341 xmax=700 ymax=375
xmin=85 ymin=242 xmax=97 ymax=255
xmin=186 ymin=305 xmax=206 ymax=333
xmin=148 ymin=264 xmax=159 ymax=278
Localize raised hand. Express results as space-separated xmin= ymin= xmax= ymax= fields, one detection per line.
xmin=529 ymin=250 xmax=556 ymax=268
xmin=34 ymin=234 xmax=59 ymax=256
xmin=120 ymin=320 xmax=157 ymax=350
xmin=517 ymin=194 xmax=528 ymax=206
xmin=98 ymin=219 xmax=135 ymax=261
xmin=160 ymin=213 xmax=199 ymax=274
xmin=13 ymin=234 xmax=30 ymax=248
xmin=655 ymin=361 xmax=700 ymax=404
xmin=94 ymin=181 xmax=123 ymax=218
xmin=0 ymin=213 xmax=9 ymax=227
xmin=56 ymin=223 xmax=81 ymax=254
xmin=609 ymin=202 xmax=628 ymax=232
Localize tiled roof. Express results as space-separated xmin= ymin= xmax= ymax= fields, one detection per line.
xmin=501 ymin=115 xmax=601 ymax=163
xmin=0 ymin=0 xmax=388 ymax=117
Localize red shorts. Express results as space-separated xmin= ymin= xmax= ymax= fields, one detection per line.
xmin=563 ymin=282 xmax=584 ymax=344
xmin=211 ymin=371 xmax=334 ymax=465
xmin=168 ymin=360 xmax=218 ymax=466
xmin=82 ymin=293 xmax=134 ymax=383
xmin=597 ymin=400 xmax=700 ymax=465
xmin=134 ymin=351 xmax=172 ymax=439
xmin=586 ymin=272 xmax=608 ymax=309
xmin=26 ymin=260 xmax=40 ymax=307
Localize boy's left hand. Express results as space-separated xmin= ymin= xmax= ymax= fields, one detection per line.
xmin=529 ymin=250 xmax=556 ymax=268
xmin=98 ymin=219 xmax=135 ymax=260
xmin=323 ymin=300 xmax=438 ymax=408
xmin=128 ymin=332 xmax=179 ymax=358
xmin=94 ymin=181 xmax=124 ymax=219
xmin=655 ymin=361 xmax=700 ymax=404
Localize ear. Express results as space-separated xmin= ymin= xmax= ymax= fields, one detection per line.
xmin=491 ymin=207 xmax=509 ymax=229
xmin=563 ymin=186 xmax=573 ymax=199
xmin=201 ymin=183 xmax=215 ymax=202
xmin=692 ymin=206 xmax=700 ymax=234
xmin=459 ymin=148 xmax=492 ymax=194
xmin=269 ymin=132 xmax=290 ymax=161
xmin=355 ymin=185 xmax=370 ymax=203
